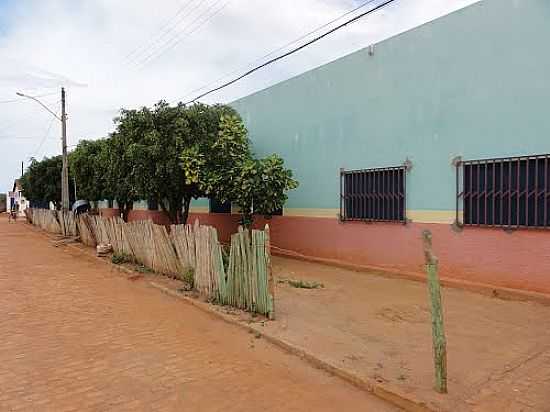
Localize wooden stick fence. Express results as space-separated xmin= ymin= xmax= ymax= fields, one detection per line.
xmin=26 ymin=209 xmax=274 ymax=316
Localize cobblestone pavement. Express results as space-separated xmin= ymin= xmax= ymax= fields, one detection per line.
xmin=0 ymin=218 xmax=398 ymax=412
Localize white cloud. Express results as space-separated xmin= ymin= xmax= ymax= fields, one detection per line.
xmin=0 ymin=0 xmax=478 ymax=192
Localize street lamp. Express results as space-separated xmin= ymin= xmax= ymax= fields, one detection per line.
xmin=17 ymin=88 xmax=69 ymax=210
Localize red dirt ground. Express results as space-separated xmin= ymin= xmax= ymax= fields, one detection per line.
xmin=0 ymin=216 xmax=398 ymax=412
xmin=264 ymin=257 xmax=550 ymax=411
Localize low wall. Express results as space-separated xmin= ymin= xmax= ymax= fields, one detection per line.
xmin=99 ymin=208 xmax=550 ymax=295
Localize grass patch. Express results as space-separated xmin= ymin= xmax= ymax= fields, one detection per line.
xmin=180 ymin=266 xmax=195 ymax=291
xmin=135 ymin=264 xmax=154 ymax=274
xmin=279 ymin=278 xmax=324 ymax=289
xmin=111 ymin=253 xmax=132 ymax=265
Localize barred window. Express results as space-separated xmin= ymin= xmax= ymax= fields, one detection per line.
xmin=340 ymin=166 xmax=406 ymax=222
xmin=457 ymin=154 xmax=550 ymax=228
xmin=209 ymin=198 xmax=231 ymax=214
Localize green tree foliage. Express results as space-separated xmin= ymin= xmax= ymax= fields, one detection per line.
xmin=69 ymin=138 xmax=110 ymax=202
xmin=182 ymin=114 xmax=298 ymax=226
xmin=22 ymin=102 xmax=298 ymax=226
xmin=112 ymin=101 xmax=237 ymax=223
xmin=20 ymin=155 xmax=75 ymax=209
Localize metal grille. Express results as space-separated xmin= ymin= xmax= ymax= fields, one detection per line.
xmin=457 ymin=154 xmax=550 ymax=228
xmin=340 ymin=166 xmax=406 ymax=222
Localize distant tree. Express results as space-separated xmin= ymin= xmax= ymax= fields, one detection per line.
xmin=69 ymin=138 xmax=110 ymax=202
xmin=21 ymin=155 xmax=75 ymax=209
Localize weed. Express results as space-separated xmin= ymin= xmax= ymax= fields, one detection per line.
xmin=181 ymin=266 xmax=195 ymax=290
xmin=135 ymin=265 xmax=154 ymax=274
xmin=111 ymin=253 xmax=131 ymax=265
xmin=286 ymin=279 xmax=324 ymax=289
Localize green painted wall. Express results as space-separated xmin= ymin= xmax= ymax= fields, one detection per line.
xmin=232 ymin=0 xmax=550 ymax=211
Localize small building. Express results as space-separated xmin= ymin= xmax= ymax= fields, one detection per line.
xmin=7 ymin=179 xmax=28 ymax=217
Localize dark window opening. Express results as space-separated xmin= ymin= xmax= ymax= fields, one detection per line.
xmin=457 ymin=154 xmax=550 ymax=228
xmin=340 ymin=166 xmax=406 ymax=223
xmin=209 ymin=198 xmax=231 ymax=214
xmin=107 ymin=199 xmax=113 ymax=208
xmin=147 ymin=199 xmax=158 ymax=211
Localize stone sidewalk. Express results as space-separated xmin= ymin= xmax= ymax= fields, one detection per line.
xmin=0 ymin=217 xmax=398 ymax=412
xmin=261 ymin=256 xmax=550 ymax=411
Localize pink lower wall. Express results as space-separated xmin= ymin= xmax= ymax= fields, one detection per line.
xmin=99 ymin=208 xmax=550 ymax=295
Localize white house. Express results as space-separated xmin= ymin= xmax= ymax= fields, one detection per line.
xmin=7 ymin=179 xmax=28 ymax=217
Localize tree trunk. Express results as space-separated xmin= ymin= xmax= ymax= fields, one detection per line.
xmin=182 ymin=197 xmax=191 ymax=225
xmin=120 ymin=201 xmax=133 ymax=222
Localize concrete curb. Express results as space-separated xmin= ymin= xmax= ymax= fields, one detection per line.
xmin=28 ymin=224 xmax=435 ymax=411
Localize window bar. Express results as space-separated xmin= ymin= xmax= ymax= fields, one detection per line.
xmin=475 ymin=164 xmax=480 ymax=226
xmin=402 ymin=167 xmax=407 ymax=223
xmin=525 ymin=157 xmax=529 ymax=227
xmin=351 ymin=172 xmax=357 ymax=219
xmin=516 ymin=158 xmax=520 ymax=227
xmin=483 ymin=163 xmax=489 ymax=225
xmin=382 ymin=170 xmax=388 ymax=220
xmin=491 ymin=162 xmax=497 ymax=226
xmin=468 ymin=164 xmax=474 ymax=223
xmin=508 ymin=161 xmax=512 ymax=226
xmin=546 ymin=158 xmax=549 ymax=227
xmin=535 ymin=158 xmax=538 ymax=226
xmin=456 ymin=162 xmax=460 ymax=225
xmin=340 ymin=169 xmax=344 ymax=220
xmin=499 ymin=162 xmax=504 ymax=225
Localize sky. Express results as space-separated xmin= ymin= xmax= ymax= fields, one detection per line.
xmin=0 ymin=0 xmax=479 ymax=193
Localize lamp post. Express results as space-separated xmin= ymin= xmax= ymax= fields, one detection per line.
xmin=17 ymin=88 xmax=69 ymax=210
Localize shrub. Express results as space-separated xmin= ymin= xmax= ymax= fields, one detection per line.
xmin=181 ymin=267 xmax=195 ymax=290
xmin=111 ymin=253 xmax=131 ymax=265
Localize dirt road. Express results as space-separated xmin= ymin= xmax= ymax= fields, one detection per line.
xmin=0 ymin=217 xmax=398 ymax=411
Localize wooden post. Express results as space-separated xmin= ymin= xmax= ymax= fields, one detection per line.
xmin=422 ymin=229 xmax=448 ymax=394
xmin=265 ymin=224 xmax=275 ymax=320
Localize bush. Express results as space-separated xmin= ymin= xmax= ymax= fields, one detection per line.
xmin=181 ymin=267 xmax=194 ymax=290
xmin=111 ymin=253 xmax=131 ymax=265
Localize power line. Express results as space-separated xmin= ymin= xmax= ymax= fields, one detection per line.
xmin=184 ymin=0 xmax=395 ymax=104
xmin=32 ymin=104 xmax=61 ymax=158
xmin=177 ymin=0 xmax=379 ymax=102
xmin=0 ymin=92 xmax=57 ymax=104
xmin=135 ymin=0 xmax=231 ymax=69
xmin=124 ymin=0 xmax=202 ymax=66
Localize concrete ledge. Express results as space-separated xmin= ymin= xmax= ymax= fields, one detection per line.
xmin=272 ymin=247 xmax=550 ymax=306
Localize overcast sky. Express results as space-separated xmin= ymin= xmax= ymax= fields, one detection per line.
xmin=0 ymin=0 xmax=478 ymax=193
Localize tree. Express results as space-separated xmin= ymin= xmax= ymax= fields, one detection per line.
xmin=20 ymin=155 xmax=75 ymax=209
xmin=69 ymin=138 xmax=110 ymax=202
xmin=181 ymin=114 xmax=298 ymax=227
xmin=116 ymin=101 xmax=237 ymax=224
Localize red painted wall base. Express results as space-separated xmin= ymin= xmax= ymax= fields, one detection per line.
xmin=99 ymin=208 xmax=550 ymax=296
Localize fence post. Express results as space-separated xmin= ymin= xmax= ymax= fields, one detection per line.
xmin=422 ymin=229 xmax=448 ymax=394
xmin=265 ymin=224 xmax=275 ymax=320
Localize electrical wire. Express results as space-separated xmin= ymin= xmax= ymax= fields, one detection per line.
xmin=124 ymin=0 xmax=196 ymax=61
xmin=124 ymin=0 xmax=204 ymax=66
xmin=177 ymin=0 xmax=378 ymax=101
xmin=184 ymin=0 xmax=395 ymax=104
xmin=31 ymin=104 xmax=61 ymax=158
xmin=135 ymin=0 xmax=231 ymax=69
xmin=0 ymin=92 xmax=58 ymax=104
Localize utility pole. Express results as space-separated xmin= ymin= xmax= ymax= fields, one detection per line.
xmin=61 ymin=87 xmax=69 ymax=210
xmin=16 ymin=88 xmax=70 ymax=210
